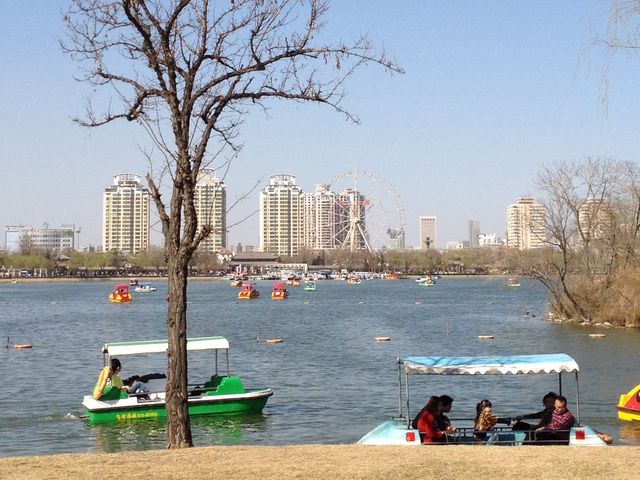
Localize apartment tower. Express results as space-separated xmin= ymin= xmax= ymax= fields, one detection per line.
xmin=468 ymin=219 xmax=481 ymax=248
xmin=102 ymin=174 xmax=150 ymax=254
xmin=419 ymin=216 xmax=437 ymax=250
xmin=259 ymin=174 xmax=304 ymax=256
xmin=194 ymin=169 xmax=227 ymax=252
xmin=506 ymin=197 xmax=546 ymax=249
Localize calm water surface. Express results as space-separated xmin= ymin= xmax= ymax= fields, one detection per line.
xmin=1 ymin=277 xmax=639 ymax=456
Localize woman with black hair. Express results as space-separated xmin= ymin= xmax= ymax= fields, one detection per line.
xmin=92 ymin=358 xmax=128 ymax=400
xmin=473 ymin=399 xmax=511 ymax=440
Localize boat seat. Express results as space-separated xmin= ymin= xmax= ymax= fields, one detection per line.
xmin=204 ymin=375 xmax=224 ymax=389
xmin=99 ymin=385 xmax=128 ymax=401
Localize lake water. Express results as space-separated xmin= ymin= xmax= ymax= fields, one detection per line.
xmin=1 ymin=277 xmax=639 ymax=456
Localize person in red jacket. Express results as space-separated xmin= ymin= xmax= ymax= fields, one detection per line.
xmin=412 ymin=396 xmax=448 ymax=443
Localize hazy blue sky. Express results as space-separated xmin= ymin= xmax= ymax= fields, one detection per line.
xmin=2 ymin=1 xmax=640 ymax=249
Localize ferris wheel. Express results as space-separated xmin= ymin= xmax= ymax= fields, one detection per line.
xmin=323 ymin=170 xmax=406 ymax=252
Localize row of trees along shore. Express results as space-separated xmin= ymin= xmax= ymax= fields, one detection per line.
xmin=0 ymin=247 xmax=517 ymax=276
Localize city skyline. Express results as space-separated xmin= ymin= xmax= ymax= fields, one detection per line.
xmin=2 ymin=2 xmax=640 ymax=249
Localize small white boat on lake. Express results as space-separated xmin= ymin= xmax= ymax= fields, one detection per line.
xmin=134 ymin=284 xmax=157 ymax=293
xmin=507 ymin=277 xmax=521 ymax=288
xmin=357 ymin=353 xmax=607 ymax=447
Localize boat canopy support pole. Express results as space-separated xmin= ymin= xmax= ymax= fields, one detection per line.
xmin=397 ymin=358 xmax=403 ymax=420
xmin=215 ymin=350 xmax=218 ymax=376
xmin=405 ymin=371 xmax=411 ymax=429
xmin=575 ymin=371 xmax=581 ymax=424
xmin=558 ymin=373 xmax=563 ymax=395
xmin=226 ymin=349 xmax=230 ymax=377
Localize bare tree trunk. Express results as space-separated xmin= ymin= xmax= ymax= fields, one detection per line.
xmin=165 ymin=249 xmax=192 ymax=447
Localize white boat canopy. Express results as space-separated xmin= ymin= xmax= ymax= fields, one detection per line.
xmin=103 ymin=336 xmax=230 ymax=356
xmin=401 ymin=353 xmax=579 ymax=376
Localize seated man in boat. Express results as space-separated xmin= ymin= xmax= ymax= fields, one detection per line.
xmin=124 ymin=372 xmax=166 ymax=398
xmin=93 ymin=358 xmax=128 ymax=400
xmin=534 ymin=395 xmax=575 ymax=443
xmin=436 ymin=395 xmax=456 ymax=433
xmin=512 ymin=391 xmax=557 ymax=433
xmin=473 ymin=399 xmax=511 ymax=440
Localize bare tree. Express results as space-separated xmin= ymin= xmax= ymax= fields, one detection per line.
xmin=63 ymin=0 xmax=401 ymax=448
xmin=528 ymin=158 xmax=640 ymax=322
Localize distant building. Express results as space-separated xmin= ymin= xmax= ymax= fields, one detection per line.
xmin=303 ymin=184 xmax=337 ymax=250
xmin=386 ymin=228 xmax=405 ymax=250
xmin=478 ymin=233 xmax=503 ymax=247
xmin=259 ymin=174 xmax=304 ymax=256
xmin=468 ymin=219 xmax=481 ymax=248
xmin=419 ymin=216 xmax=437 ymax=250
xmin=444 ymin=241 xmax=464 ymax=250
xmin=506 ymin=197 xmax=546 ymax=249
xmin=4 ymin=224 xmax=76 ymax=252
xmin=578 ymin=197 xmax=609 ymax=241
xmin=4 ymin=226 xmax=21 ymax=252
xmin=194 ymin=169 xmax=226 ymax=253
xmin=102 ymin=173 xmax=150 ymax=254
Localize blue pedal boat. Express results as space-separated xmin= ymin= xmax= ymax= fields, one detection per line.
xmin=358 ymin=353 xmax=607 ymax=447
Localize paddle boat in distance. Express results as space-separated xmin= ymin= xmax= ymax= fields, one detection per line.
xmin=109 ymin=284 xmax=132 ymax=303
xmin=346 ymin=276 xmax=361 ymax=285
xmin=271 ymin=282 xmax=288 ymax=300
xmin=82 ymin=336 xmax=273 ymax=424
xmin=134 ymin=284 xmax=157 ymax=293
xmin=416 ymin=276 xmax=435 ymax=286
xmin=507 ymin=277 xmax=521 ymax=288
xmin=617 ymin=384 xmax=640 ymax=421
xmin=357 ymin=353 xmax=607 ymax=447
xmin=304 ymin=281 xmax=316 ymax=292
xmin=238 ymin=282 xmax=260 ymax=300
xmin=285 ymin=276 xmax=301 ymax=287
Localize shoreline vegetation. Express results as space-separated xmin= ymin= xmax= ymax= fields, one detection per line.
xmin=2 ymin=445 xmax=640 ymax=480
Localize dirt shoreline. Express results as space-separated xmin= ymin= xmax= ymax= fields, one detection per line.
xmin=2 ymin=444 xmax=640 ymax=480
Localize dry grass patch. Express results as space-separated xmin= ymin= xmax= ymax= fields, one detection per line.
xmin=2 ymin=445 xmax=640 ymax=480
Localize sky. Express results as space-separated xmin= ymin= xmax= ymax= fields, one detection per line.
xmin=2 ymin=1 xmax=640 ymax=250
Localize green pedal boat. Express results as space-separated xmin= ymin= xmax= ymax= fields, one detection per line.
xmin=82 ymin=336 xmax=273 ymax=424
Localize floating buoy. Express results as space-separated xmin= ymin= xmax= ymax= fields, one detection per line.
xmin=14 ymin=343 xmax=32 ymax=349
xmin=415 ymin=301 xmax=423 ymax=305
xmin=589 ymin=334 xmax=606 ymax=339
xmin=374 ymin=336 xmax=391 ymax=342
xmin=265 ymin=338 xmax=283 ymax=344
xmin=303 ymin=301 xmax=310 ymax=304
xmin=477 ymin=335 xmax=494 ymax=340
xmin=358 ymin=301 xmax=366 ymax=304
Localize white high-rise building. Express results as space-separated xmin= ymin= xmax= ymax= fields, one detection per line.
xmin=303 ymin=184 xmax=339 ymax=250
xmin=506 ymin=197 xmax=546 ymax=249
xmin=194 ymin=169 xmax=226 ymax=252
xmin=103 ymin=174 xmax=150 ymax=254
xmin=259 ymin=174 xmax=304 ymax=256
xmin=314 ymin=184 xmax=340 ymax=249
xmin=419 ymin=216 xmax=437 ymax=250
